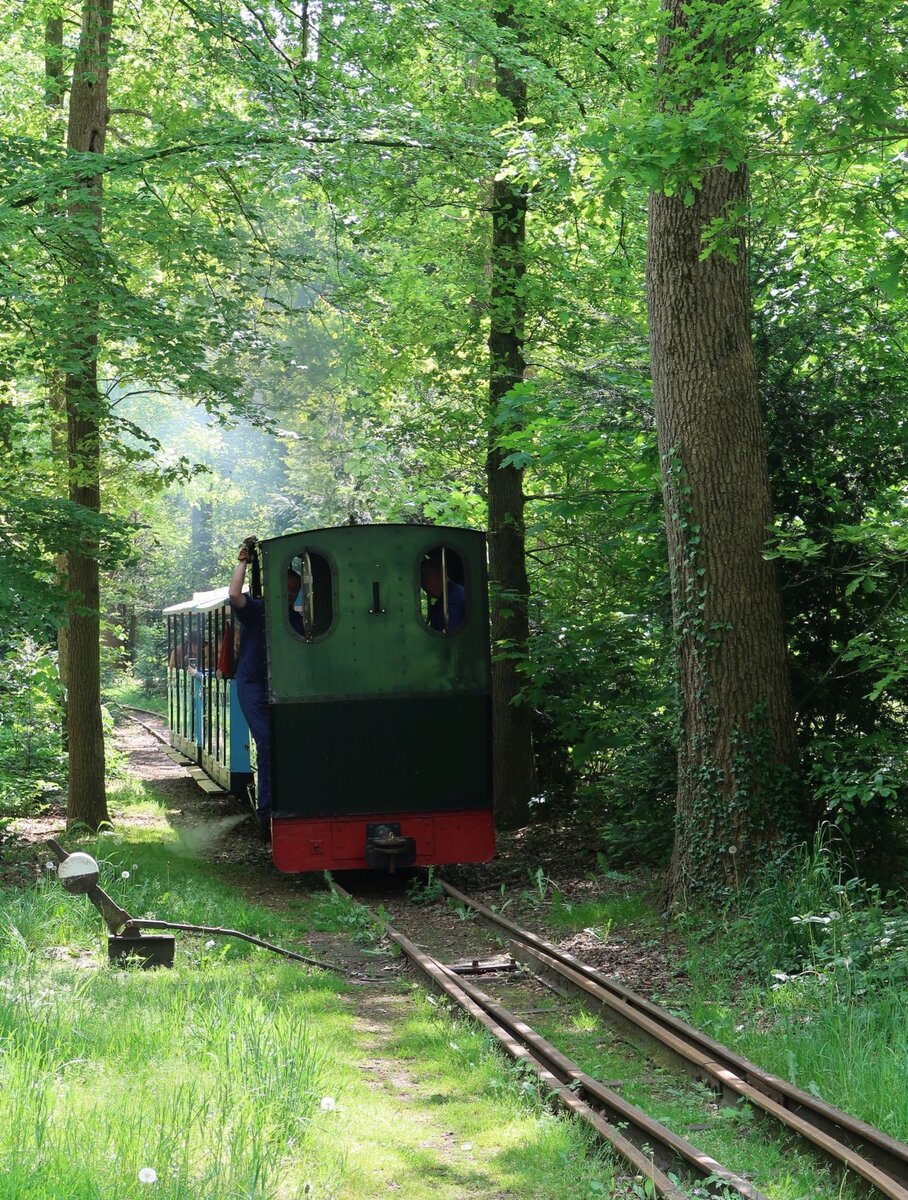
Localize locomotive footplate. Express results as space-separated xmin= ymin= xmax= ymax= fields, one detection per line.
xmin=365 ymin=822 xmax=416 ymax=872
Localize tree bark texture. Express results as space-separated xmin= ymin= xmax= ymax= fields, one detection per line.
xmin=45 ymin=13 xmax=70 ymax=749
xmin=649 ymin=163 xmax=800 ymax=900
xmin=648 ymin=2 xmax=798 ymax=904
xmin=63 ymin=0 xmax=114 ymax=830
xmin=486 ymin=6 xmax=535 ymax=830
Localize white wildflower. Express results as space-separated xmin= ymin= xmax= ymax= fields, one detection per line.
xmin=121 ymin=871 xmax=130 ymax=880
xmin=319 ymin=1096 xmax=336 ymax=1112
xmin=138 ymin=1167 xmax=158 ymax=1184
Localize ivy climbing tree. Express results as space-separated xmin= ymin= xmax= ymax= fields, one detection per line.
xmin=646 ymin=0 xmax=800 ymax=903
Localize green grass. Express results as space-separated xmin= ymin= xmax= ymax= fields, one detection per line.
xmin=20 ymin=779 xmax=903 ymax=1199
xmin=548 ymin=889 xmax=654 ymax=937
xmin=0 ymin=961 xmax=344 ymax=1199
xmin=677 ymin=839 xmax=908 ymax=1148
xmin=487 ymin=844 xmax=908 ymax=1195
xmin=345 ymin=988 xmax=631 ymax=1200
xmin=104 ymin=671 xmax=168 ymax=716
xmin=0 ymin=789 xmax=348 ymax=1199
xmin=0 ymin=783 xmax=666 ymax=1200
xmin=687 ymin=976 xmax=908 ymax=1143
xmin=531 ymin=1008 xmax=866 ymax=1200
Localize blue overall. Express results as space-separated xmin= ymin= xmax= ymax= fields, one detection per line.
xmin=231 ymin=597 xmax=271 ymax=816
xmin=428 ymin=581 xmax=466 ymax=632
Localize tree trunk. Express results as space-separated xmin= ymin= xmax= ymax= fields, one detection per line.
xmin=45 ymin=12 xmax=70 ymax=751
xmin=63 ymin=0 xmax=114 ymax=830
xmin=486 ymin=5 xmax=535 ymax=830
xmin=648 ymin=0 xmax=799 ymax=906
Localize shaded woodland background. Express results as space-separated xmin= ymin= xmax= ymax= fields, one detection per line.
xmin=3 ymin=0 xmax=908 ymax=900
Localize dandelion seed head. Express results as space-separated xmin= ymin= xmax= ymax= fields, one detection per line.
xmin=319 ymin=1096 xmax=336 ymax=1111
xmin=138 ymin=1167 xmax=158 ymax=1184
xmin=121 ymin=871 xmax=130 ymax=880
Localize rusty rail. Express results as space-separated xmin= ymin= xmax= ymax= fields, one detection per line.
xmin=331 ymin=882 xmax=766 ymax=1200
xmin=439 ymin=879 xmax=908 ymax=1200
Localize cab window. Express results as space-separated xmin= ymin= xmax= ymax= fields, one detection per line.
xmin=289 ymin=551 xmax=334 ymax=640
xmin=419 ymin=546 xmax=466 ymax=634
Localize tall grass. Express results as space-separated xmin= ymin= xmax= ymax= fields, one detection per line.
xmin=548 ymin=889 xmax=653 ymax=936
xmin=684 ymin=828 xmax=908 ymax=1142
xmin=0 ymin=964 xmax=334 ymax=1199
xmin=0 ymin=827 xmax=632 ymax=1200
xmin=0 ymin=820 xmax=347 ymax=1200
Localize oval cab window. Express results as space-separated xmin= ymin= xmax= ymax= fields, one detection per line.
xmin=289 ymin=551 xmax=334 ymax=640
xmin=419 ymin=547 xmax=466 ymax=634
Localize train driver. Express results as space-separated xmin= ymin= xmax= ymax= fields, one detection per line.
xmin=420 ymin=559 xmax=465 ymax=633
xmin=229 ymin=538 xmax=303 ymax=840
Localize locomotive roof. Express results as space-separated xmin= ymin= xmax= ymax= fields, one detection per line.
xmin=259 ymin=522 xmax=482 ymax=547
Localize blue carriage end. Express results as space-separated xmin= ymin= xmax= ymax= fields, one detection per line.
xmin=163 ymin=587 xmax=253 ymax=798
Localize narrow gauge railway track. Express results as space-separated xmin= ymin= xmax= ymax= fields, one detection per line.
xmin=115 ymin=704 xmax=172 ymax=746
xmin=121 ymin=711 xmax=907 ymax=1197
xmin=436 ymin=880 xmax=908 ymax=1200
xmin=334 ymin=883 xmax=768 ymax=1200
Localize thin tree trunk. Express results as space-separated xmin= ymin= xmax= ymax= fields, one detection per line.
xmin=45 ymin=12 xmax=70 ymax=750
xmin=64 ymin=0 xmax=114 ymax=830
xmin=486 ymin=5 xmax=535 ymax=829
xmin=647 ymin=0 xmax=799 ymax=904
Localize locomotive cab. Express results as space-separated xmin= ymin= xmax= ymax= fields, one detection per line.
xmin=260 ymin=525 xmax=495 ymax=873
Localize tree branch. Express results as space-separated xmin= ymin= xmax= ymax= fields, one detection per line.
xmin=9 ymin=129 xmax=448 ymax=210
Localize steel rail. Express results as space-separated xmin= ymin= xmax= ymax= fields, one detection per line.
xmin=439 ymin=879 xmax=908 ymax=1200
xmin=383 ymin=924 xmax=767 ymax=1200
xmin=328 ymin=882 xmax=762 ymax=1198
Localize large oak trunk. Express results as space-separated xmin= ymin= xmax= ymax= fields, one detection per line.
xmin=648 ymin=162 xmax=800 ymax=902
xmin=647 ymin=0 xmax=801 ymax=901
